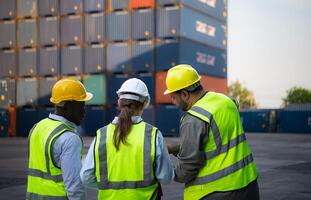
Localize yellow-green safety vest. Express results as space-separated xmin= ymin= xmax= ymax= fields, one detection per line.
xmin=184 ymin=92 xmax=259 ymax=200
xmin=94 ymin=121 xmax=158 ymax=200
xmin=26 ymin=118 xmax=77 ymax=200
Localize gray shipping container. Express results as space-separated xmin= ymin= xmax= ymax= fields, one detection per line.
xmin=18 ymin=48 xmax=37 ymax=76
xmin=0 ymin=0 xmax=16 ymax=19
xmin=39 ymin=16 xmax=59 ymax=46
xmin=0 ymin=78 xmax=15 ymax=107
xmin=131 ymin=9 xmax=154 ymax=40
xmin=39 ymin=46 xmax=59 ymax=76
xmin=17 ymin=19 xmax=38 ymax=48
xmin=157 ymin=6 xmax=227 ymax=49
xmin=110 ymin=0 xmax=128 ymax=10
xmin=17 ymin=0 xmax=38 ymax=18
xmin=107 ymin=42 xmax=130 ymax=73
xmin=84 ymin=0 xmax=105 ymax=12
xmin=38 ymin=0 xmax=59 ymax=16
xmin=16 ymin=77 xmax=38 ymax=106
xmin=107 ymin=11 xmax=130 ymax=41
xmin=132 ymin=40 xmax=154 ymax=72
xmin=84 ymin=44 xmax=105 ymax=74
xmin=60 ymin=0 xmax=82 ymax=15
xmin=0 ymin=49 xmax=16 ymax=77
xmin=39 ymin=76 xmax=58 ymax=106
xmin=61 ymin=45 xmax=83 ymax=75
xmin=0 ymin=20 xmax=16 ymax=49
xmin=61 ymin=15 xmax=83 ymax=45
xmin=84 ymin=13 xmax=105 ymax=44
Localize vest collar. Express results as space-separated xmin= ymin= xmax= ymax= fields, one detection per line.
xmin=49 ymin=113 xmax=78 ymax=130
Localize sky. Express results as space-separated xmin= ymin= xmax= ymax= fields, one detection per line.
xmin=228 ymin=0 xmax=311 ymax=108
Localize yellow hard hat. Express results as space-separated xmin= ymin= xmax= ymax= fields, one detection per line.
xmin=50 ymin=79 xmax=93 ymax=104
xmin=164 ymin=64 xmax=201 ymax=95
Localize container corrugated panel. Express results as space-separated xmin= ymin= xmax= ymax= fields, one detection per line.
xmin=107 ymin=11 xmax=130 ymax=41
xmin=110 ymin=0 xmax=128 ymax=10
xmin=84 ymin=0 xmax=105 ymax=12
xmin=157 ymin=0 xmax=227 ymax=22
xmin=131 ymin=9 xmax=154 ymax=40
xmin=61 ymin=45 xmax=83 ymax=75
xmin=156 ymin=38 xmax=227 ymax=77
xmin=155 ymin=105 xmax=182 ymax=136
xmin=284 ymin=104 xmax=311 ymax=111
xmin=130 ymin=0 xmax=155 ymax=9
xmin=277 ymin=110 xmax=311 ymax=133
xmin=0 ymin=78 xmax=15 ymax=107
xmin=83 ymin=106 xmax=105 ymax=136
xmin=133 ymin=73 xmax=154 ymax=103
xmin=157 ymin=6 xmax=227 ymax=49
xmin=0 ymin=108 xmax=9 ymax=137
xmin=16 ymin=77 xmax=38 ymax=106
xmin=38 ymin=0 xmax=59 ymax=16
xmin=17 ymin=19 xmax=38 ymax=48
xmin=240 ymin=110 xmax=271 ymax=132
xmin=18 ymin=48 xmax=37 ymax=76
xmin=16 ymin=107 xmax=38 ymax=137
xmin=61 ymin=15 xmax=82 ymax=45
xmin=85 ymin=13 xmax=105 ymax=44
xmin=0 ymin=49 xmax=16 ymax=77
xmin=200 ymin=75 xmax=227 ymax=94
xmin=155 ymin=72 xmax=171 ymax=104
xmin=17 ymin=0 xmax=38 ymax=18
xmin=106 ymin=74 xmax=130 ymax=104
xmin=0 ymin=20 xmax=16 ymax=49
xmin=39 ymin=16 xmax=59 ymax=46
xmin=39 ymin=46 xmax=60 ymax=76
xmin=83 ymin=74 xmax=107 ymax=105
xmin=0 ymin=0 xmax=16 ymax=19
xmin=38 ymin=76 xmax=58 ymax=106
xmin=132 ymin=40 xmax=154 ymax=72
xmin=60 ymin=0 xmax=82 ymax=15
xmin=84 ymin=44 xmax=105 ymax=74
xmin=107 ymin=42 xmax=130 ymax=73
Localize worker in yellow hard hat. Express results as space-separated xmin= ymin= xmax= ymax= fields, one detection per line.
xmin=164 ymin=64 xmax=260 ymax=200
xmin=26 ymin=79 xmax=93 ymax=200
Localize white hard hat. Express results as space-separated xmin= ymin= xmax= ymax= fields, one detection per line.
xmin=116 ymin=78 xmax=150 ymax=107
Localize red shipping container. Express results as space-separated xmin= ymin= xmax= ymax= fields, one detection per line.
xmin=155 ymin=72 xmax=171 ymax=104
xmin=129 ymin=0 xmax=155 ymax=9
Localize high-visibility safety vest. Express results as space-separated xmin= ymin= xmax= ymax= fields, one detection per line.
xmin=184 ymin=92 xmax=259 ymax=200
xmin=94 ymin=121 xmax=159 ymax=200
xmin=26 ymin=118 xmax=77 ymax=200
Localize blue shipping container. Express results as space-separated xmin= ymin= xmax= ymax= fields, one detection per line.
xmin=106 ymin=74 xmax=130 ymax=105
xmin=17 ymin=0 xmax=38 ymax=18
xmin=16 ymin=78 xmax=38 ymax=107
xmin=16 ymin=107 xmax=38 ymax=137
xmin=132 ymin=40 xmax=154 ymax=73
xmin=84 ymin=13 xmax=105 ymax=44
xmin=107 ymin=11 xmax=130 ymax=41
xmin=84 ymin=44 xmax=105 ymax=74
xmin=132 ymin=73 xmax=154 ymax=103
xmin=107 ymin=42 xmax=130 ymax=73
xmin=0 ymin=20 xmax=16 ymax=49
xmin=83 ymin=106 xmax=106 ymax=136
xmin=17 ymin=19 xmax=38 ymax=48
xmin=38 ymin=107 xmax=55 ymax=120
xmin=278 ymin=110 xmax=311 ymax=133
xmin=131 ymin=9 xmax=154 ymax=40
xmin=60 ymin=0 xmax=82 ymax=14
xmin=156 ymin=38 xmax=227 ymax=77
xmin=0 ymin=78 xmax=15 ymax=107
xmin=240 ymin=110 xmax=271 ymax=133
xmin=157 ymin=0 xmax=227 ymax=22
xmin=39 ymin=16 xmax=59 ymax=46
xmin=110 ymin=0 xmax=128 ymax=10
xmin=0 ymin=0 xmax=16 ymax=19
xmin=84 ymin=0 xmax=105 ymax=12
xmin=39 ymin=77 xmax=58 ymax=106
xmin=61 ymin=15 xmax=83 ymax=45
xmin=61 ymin=45 xmax=83 ymax=75
xmin=39 ymin=46 xmax=60 ymax=76
xmin=18 ymin=48 xmax=37 ymax=76
xmin=38 ymin=0 xmax=59 ymax=16
xmin=0 ymin=108 xmax=9 ymax=137
xmin=0 ymin=49 xmax=16 ymax=77
xmin=157 ymin=6 xmax=227 ymax=49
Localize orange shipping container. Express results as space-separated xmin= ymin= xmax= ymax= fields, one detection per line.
xmin=129 ymin=0 xmax=155 ymax=9
xmin=155 ymin=72 xmax=171 ymax=104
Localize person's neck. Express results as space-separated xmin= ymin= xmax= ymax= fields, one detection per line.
xmin=188 ymin=90 xmax=206 ymax=109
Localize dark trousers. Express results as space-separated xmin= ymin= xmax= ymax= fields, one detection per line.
xmin=200 ymin=179 xmax=260 ymax=200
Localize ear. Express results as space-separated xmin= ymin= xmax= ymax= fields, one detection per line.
xmin=180 ymin=90 xmax=190 ymax=100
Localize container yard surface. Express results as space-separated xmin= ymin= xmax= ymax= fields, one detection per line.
xmin=0 ymin=133 xmax=311 ymax=200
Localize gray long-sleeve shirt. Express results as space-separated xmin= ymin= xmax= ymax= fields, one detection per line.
xmin=174 ymin=113 xmax=209 ymax=183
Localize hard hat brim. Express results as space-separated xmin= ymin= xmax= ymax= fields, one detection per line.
xmin=77 ymin=92 xmax=93 ymax=102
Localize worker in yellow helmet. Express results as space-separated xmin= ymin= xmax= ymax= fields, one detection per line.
xmin=26 ymin=79 xmax=93 ymax=200
xmin=164 ymin=64 xmax=259 ymax=200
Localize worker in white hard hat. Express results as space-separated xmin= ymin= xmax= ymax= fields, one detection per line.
xmin=26 ymin=79 xmax=93 ymax=199
xmin=80 ymin=78 xmax=174 ymax=200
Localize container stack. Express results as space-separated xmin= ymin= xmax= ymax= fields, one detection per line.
xmin=0 ymin=0 xmax=228 ymax=137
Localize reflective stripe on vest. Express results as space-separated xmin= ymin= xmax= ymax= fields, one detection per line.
xmin=97 ymin=123 xmax=157 ymax=190
xmin=26 ymin=192 xmax=68 ymax=200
